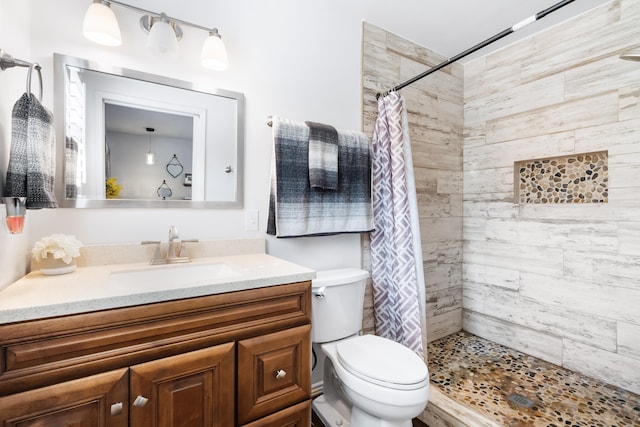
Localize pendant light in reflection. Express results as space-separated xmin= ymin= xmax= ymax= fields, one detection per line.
xmin=145 ymin=127 xmax=155 ymax=165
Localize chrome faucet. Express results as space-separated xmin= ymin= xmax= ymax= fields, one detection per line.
xmin=167 ymin=225 xmax=181 ymax=260
xmin=142 ymin=225 xmax=198 ymax=265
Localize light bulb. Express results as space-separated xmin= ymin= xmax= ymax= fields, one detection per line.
xmin=201 ymin=29 xmax=228 ymax=70
xmin=82 ymin=1 xmax=122 ymax=47
xmin=148 ymin=14 xmax=179 ymax=58
xmin=146 ymin=151 xmax=155 ymax=165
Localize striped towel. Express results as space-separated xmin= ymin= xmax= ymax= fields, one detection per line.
xmin=65 ymin=137 xmax=79 ymax=199
xmin=4 ymin=93 xmax=57 ymax=208
xmin=267 ymin=116 xmax=374 ymax=238
xmin=306 ymin=121 xmax=338 ymax=190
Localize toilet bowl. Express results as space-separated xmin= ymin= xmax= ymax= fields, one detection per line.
xmin=311 ymin=269 xmax=430 ymax=427
xmin=323 ymin=335 xmax=429 ymax=424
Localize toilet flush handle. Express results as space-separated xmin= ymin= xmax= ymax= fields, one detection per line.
xmin=313 ymin=287 xmax=326 ymax=299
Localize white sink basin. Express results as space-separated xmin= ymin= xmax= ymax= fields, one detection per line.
xmin=107 ymin=262 xmax=242 ymax=292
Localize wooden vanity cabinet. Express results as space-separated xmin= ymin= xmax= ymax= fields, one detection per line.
xmin=0 ymin=281 xmax=312 ymax=427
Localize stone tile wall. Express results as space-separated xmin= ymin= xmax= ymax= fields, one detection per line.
xmin=361 ymin=23 xmax=464 ymax=343
xmin=361 ymin=0 xmax=640 ymax=400
xmin=463 ymin=0 xmax=640 ymax=395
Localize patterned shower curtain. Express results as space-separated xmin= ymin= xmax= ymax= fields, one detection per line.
xmin=370 ymin=91 xmax=426 ymax=358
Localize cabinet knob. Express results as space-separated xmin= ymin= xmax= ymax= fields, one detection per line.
xmin=275 ymin=369 xmax=287 ymax=380
xmin=133 ymin=395 xmax=149 ymax=407
xmin=110 ymin=402 xmax=123 ymax=416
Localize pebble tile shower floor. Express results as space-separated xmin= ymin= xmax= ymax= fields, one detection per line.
xmin=428 ymin=332 xmax=640 ymax=426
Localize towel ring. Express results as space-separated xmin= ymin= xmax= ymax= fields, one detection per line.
xmin=27 ymin=63 xmax=43 ymax=101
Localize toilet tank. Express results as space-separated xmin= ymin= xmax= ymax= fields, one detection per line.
xmin=311 ymin=268 xmax=370 ymax=343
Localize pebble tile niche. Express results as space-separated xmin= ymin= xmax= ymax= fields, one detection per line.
xmin=516 ymin=151 xmax=608 ymax=204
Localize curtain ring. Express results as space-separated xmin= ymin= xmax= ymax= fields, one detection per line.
xmin=26 ymin=63 xmax=43 ymax=101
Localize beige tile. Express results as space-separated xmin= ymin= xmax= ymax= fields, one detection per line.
xmin=563 ymin=338 xmax=640 ymax=395
xmin=463 ymin=310 xmax=563 ymax=365
xmin=618 ymin=321 xmax=640 ymax=360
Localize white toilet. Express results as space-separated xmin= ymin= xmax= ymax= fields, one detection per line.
xmin=311 ymin=268 xmax=430 ymax=427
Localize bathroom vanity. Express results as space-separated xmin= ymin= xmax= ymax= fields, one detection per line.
xmin=0 ymin=242 xmax=314 ymax=427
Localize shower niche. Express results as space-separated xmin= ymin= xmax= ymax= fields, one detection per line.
xmin=515 ymin=151 xmax=608 ymax=204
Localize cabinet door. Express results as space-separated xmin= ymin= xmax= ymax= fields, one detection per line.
xmin=0 ymin=368 xmax=128 ymax=427
xmin=130 ymin=342 xmax=235 ymax=427
xmin=240 ymin=400 xmax=311 ymax=427
xmin=237 ymin=325 xmax=311 ymax=425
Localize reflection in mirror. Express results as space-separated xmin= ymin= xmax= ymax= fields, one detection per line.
xmin=104 ymin=105 xmax=192 ymax=200
xmin=54 ymin=53 xmax=244 ymax=208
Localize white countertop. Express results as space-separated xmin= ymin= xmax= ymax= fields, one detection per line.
xmin=0 ymin=253 xmax=315 ymax=325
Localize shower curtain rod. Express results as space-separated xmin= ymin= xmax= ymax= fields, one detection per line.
xmin=376 ymin=0 xmax=576 ymax=99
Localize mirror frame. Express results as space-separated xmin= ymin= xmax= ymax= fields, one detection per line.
xmin=53 ymin=53 xmax=244 ymax=209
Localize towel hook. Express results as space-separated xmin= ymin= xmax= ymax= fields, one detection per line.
xmin=26 ymin=63 xmax=43 ymax=101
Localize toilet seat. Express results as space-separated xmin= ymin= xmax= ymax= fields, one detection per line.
xmin=336 ymin=335 xmax=429 ymax=391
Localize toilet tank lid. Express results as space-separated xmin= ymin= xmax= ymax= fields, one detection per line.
xmin=312 ymin=268 xmax=369 ymax=288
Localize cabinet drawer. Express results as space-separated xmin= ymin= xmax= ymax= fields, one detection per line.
xmin=237 ymin=324 xmax=311 ymax=425
xmin=240 ymin=400 xmax=311 ymax=427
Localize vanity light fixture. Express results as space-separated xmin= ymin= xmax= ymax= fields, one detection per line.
xmin=82 ymin=0 xmax=122 ymax=47
xmin=201 ymin=29 xmax=228 ymax=71
xmin=82 ymin=0 xmax=228 ymax=70
xmin=141 ymin=13 xmax=181 ymax=58
xmin=145 ymin=127 xmax=155 ymax=166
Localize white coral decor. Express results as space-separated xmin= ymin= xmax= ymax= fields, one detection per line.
xmin=32 ymin=234 xmax=83 ymax=265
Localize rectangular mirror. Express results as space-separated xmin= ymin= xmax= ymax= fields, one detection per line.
xmin=54 ymin=53 xmax=244 ymax=208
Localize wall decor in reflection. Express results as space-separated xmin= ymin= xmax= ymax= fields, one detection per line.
xmin=157 ymin=180 xmax=173 ymax=200
xmin=166 ymin=154 xmax=184 ymax=178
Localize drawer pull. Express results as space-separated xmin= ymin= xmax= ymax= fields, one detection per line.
xmin=133 ymin=395 xmax=149 ymax=407
xmin=110 ymin=402 xmax=123 ymax=416
xmin=275 ymin=369 xmax=287 ymax=380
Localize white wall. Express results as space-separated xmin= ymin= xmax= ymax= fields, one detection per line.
xmin=0 ymin=0 xmax=394 ymax=289
xmin=0 ymin=0 xmax=31 ymax=288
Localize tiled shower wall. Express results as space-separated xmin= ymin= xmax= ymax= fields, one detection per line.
xmin=362 ymin=0 xmax=640 ymax=398
xmin=361 ymin=23 xmax=464 ymax=342
xmin=463 ymin=0 xmax=640 ymax=395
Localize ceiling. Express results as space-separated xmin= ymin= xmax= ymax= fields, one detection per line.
xmin=363 ymin=0 xmax=611 ymax=61
xmin=100 ymin=0 xmax=614 ymax=138
xmin=105 ymin=103 xmax=193 ymax=138
xmin=127 ymin=0 xmax=613 ymax=62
